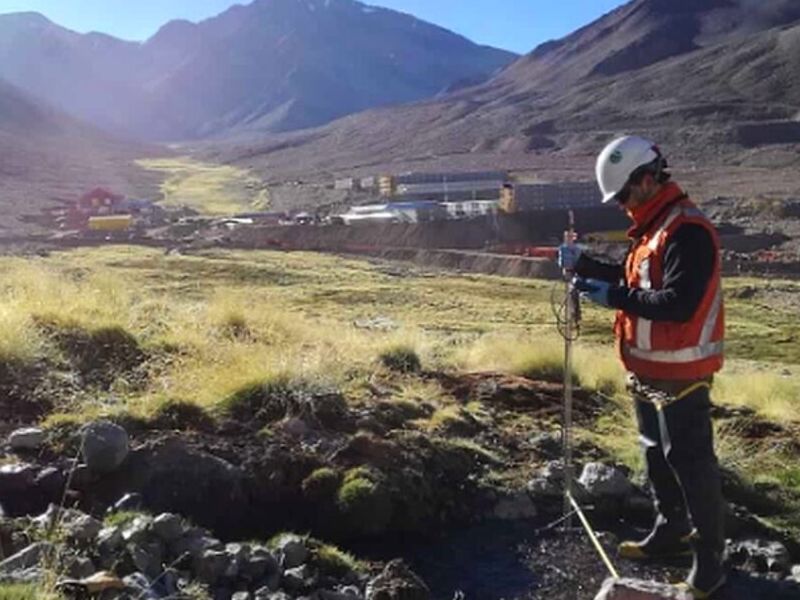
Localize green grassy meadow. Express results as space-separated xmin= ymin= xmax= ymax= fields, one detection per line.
xmin=136 ymin=157 xmax=271 ymax=215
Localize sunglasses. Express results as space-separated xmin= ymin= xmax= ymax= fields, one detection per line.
xmin=614 ymin=183 xmax=633 ymax=205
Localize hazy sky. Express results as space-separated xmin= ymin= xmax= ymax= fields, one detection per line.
xmin=0 ymin=0 xmax=627 ymax=54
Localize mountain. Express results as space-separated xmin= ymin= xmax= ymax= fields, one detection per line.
xmin=214 ymin=0 xmax=800 ymax=200
xmin=0 ymin=0 xmax=516 ymax=140
xmin=0 ymin=78 xmax=163 ymax=234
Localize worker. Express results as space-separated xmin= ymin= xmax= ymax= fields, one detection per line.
xmin=558 ymin=136 xmax=726 ymax=599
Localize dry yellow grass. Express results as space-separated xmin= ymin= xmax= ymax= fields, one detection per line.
xmin=0 ymin=246 xmax=796 ymax=433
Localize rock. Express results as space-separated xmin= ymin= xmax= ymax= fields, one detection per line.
xmin=255 ymin=591 xmax=290 ymax=600
xmin=365 ymin=559 xmax=430 ymax=600
xmin=129 ymin=541 xmax=164 ymax=579
xmin=82 ymin=420 xmax=129 ymax=474
xmin=123 ymin=572 xmax=159 ymax=600
xmin=0 ymin=542 xmax=54 ymax=576
xmin=728 ymin=539 xmax=791 ymax=574
xmin=0 ymin=463 xmax=37 ymax=490
xmin=69 ymin=464 xmax=96 ymax=490
xmin=579 ymin=463 xmax=634 ymax=498
xmin=34 ymin=467 xmax=65 ymax=496
xmin=9 ymin=427 xmax=45 ymax=450
xmin=64 ymin=556 xmax=96 ymax=579
xmin=111 ymin=492 xmax=143 ymax=512
xmin=319 ymin=588 xmax=363 ymax=600
xmin=65 ymin=513 xmax=103 ymax=542
xmin=594 ymin=577 xmax=692 ymax=599
xmin=172 ymin=529 xmax=223 ymax=559
xmin=195 ymin=549 xmax=233 ymax=585
xmin=121 ymin=515 xmax=153 ymax=546
xmin=97 ymin=526 xmax=124 ymax=554
xmin=790 ymin=564 xmax=800 ymax=583
xmin=275 ymin=533 xmax=309 ymax=569
xmin=527 ymin=461 xmax=565 ymax=498
xmin=153 ymin=512 xmax=184 ymax=542
xmin=283 ymin=564 xmax=315 ymax=593
xmin=232 ymin=593 xmax=253 ymax=600
xmin=241 ymin=545 xmax=279 ymax=582
xmin=115 ymin=438 xmax=249 ymax=536
xmin=0 ymin=463 xmax=53 ymax=516
xmin=492 ymin=490 xmax=538 ymax=520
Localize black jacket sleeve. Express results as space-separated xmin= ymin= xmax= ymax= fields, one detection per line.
xmin=606 ymin=224 xmax=715 ymax=322
xmin=574 ymin=253 xmax=625 ymax=283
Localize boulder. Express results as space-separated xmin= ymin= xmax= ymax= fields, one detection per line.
xmin=123 ymin=572 xmax=159 ymax=600
xmin=527 ymin=461 xmax=566 ymax=498
xmin=0 ymin=542 xmax=54 ymax=580
xmin=9 ymin=427 xmax=45 ymax=451
xmin=594 ymin=577 xmax=692 ymax=599
xmin=283 ymin=564 xmax=315 ymax=593
xmin=64 ymin=512 xmax=103 ymax=542
xmin=728 ymin=539 xmax=791 ymax=574
xmin=365 ymin=559 xmax=430 ymax=600
xmin=195 ymin=549 xmax=232 ymax=585
xmin=121 ymin=515 xmax=153 ymax=546
xmin=579 ymin=463 xmax=634 ymax=499
xmin=82 ymin=420 xmax=129 ymax=474
xmin=275 ymin=534 xmax=309 ymax=569
xmin=152 ymin=512 xmax=184 ymax=542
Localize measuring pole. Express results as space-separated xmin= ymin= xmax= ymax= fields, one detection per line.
xmin=562 ymin=210 xmax=576 ymax=528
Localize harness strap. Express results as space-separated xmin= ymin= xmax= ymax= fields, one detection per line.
xmin=636 ymin=380 xmax=712 ymax=411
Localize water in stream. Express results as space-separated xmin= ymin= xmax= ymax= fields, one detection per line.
xmin=352 ymin=519 xmax=541 ymax=600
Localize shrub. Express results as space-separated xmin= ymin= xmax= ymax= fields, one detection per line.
xmin=379 ymin=345 xmax=421 ymax=373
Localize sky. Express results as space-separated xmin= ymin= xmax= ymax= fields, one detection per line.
xmin=0 ymin=0 xmax=628 ymax=54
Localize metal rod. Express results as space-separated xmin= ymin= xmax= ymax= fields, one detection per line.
xmin=567 ymin=491 xmax=620 ymax=579
xmin=562 ymin=210 xmax=576 ymax=528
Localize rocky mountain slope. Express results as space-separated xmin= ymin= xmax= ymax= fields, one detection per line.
xmin=0 ymin=78 xmax=163 ymax=234
xmin=213 ymin=0 xmax=800 ymax=201
xmin=0 ymin=0 xmax=515 ymax=140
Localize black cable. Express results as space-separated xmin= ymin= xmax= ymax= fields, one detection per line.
xmin=550 ymin=279 xmax=581 ymax=342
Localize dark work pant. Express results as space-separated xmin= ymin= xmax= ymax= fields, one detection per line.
xmin=630 ymin=375 xmax=725 ymax=554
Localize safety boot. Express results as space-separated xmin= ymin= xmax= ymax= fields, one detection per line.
xmin=618 ymin=524 xmax=693 ymax=560
xmin=675 ymin=541 xmax=726 ymax=599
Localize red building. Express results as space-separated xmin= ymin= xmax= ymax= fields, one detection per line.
xmin=76 ymin=188 xmax=126 ymax=215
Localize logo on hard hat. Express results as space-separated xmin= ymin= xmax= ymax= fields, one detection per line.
xmin=610 ymin=150 xmax=623 ymax=164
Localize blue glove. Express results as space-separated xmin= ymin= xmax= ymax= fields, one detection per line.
xmin=558 ymin=243 xmax=583 ymax=270
xmin=573 ymin=277 xmax=612 ymax=307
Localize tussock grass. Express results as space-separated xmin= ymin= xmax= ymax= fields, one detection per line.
xmin=0 ymin=247 xmax=797 ymax=434
xmin=716 ymin=367 xmax=800 ymax=422
xmin=0 ymin=584 xmax=58 ymax=600
xmin=455 ymin=332 xmax=624 ymax=395
xmin=379 ymin=344 xmax=421 ymax=373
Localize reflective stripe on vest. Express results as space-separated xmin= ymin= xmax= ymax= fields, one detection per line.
xmin=626 ymin=340 xmax=724 ymax=364
xmin=646 ymin=206 xmax=682 ymax=251
xmin=626 ymin=205 xmax=722 ymax=366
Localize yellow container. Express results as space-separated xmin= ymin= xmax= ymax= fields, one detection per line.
xmin=87 ymin=214 xmax=133 ymax=232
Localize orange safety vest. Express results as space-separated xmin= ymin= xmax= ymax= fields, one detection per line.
xmin=615 ymin=187 xmax=724 ymax=380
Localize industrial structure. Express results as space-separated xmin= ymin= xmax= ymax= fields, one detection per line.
xmin=336 ymin=170 xmax=609 ymax=225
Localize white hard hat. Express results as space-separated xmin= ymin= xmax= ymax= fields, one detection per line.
xmin=595 ymin=136 xmax=661 ymax=203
